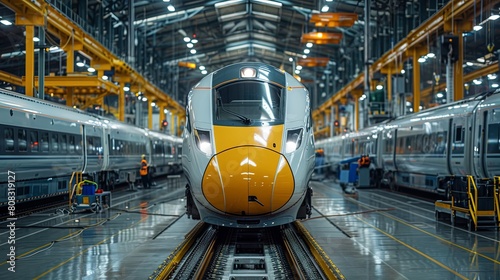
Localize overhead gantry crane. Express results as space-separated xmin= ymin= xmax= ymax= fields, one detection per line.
xmin=0 ymin=0 xmax=185 ymax=134
xmin=312 ymin=0 xmax=484 ymax=139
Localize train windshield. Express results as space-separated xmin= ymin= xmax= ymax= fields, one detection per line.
xmin=214 ymin=81 xmax=284 ymax=125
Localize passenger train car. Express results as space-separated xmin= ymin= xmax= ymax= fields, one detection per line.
xmin=316 ymin=89 xmax=500 ymax=198
xmin=182 ymin=62 xmax=315 ymax=228
xmin=0 ymin=89 xmax=182 ymax=207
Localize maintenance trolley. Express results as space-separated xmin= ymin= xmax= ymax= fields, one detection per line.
xmin=70 ymin=179 xmax=111 ymax=213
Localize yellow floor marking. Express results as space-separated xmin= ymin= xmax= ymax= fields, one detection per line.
xmin=356 ymin=215 xmax=469 ymax=280
xmin=34 ymin=214 xmax=149 ymax=279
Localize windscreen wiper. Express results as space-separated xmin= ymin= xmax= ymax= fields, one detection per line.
xmin=217 ymin=97 xmax=252 ymax=125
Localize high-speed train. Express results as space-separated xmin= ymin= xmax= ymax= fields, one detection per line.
xmin=182 ymin=62 xmax=315 ymax=228
xmin=0 ymin=88 xmax=182 ymax=207
xmin=316 ymin=89 xmax=500 ymax=198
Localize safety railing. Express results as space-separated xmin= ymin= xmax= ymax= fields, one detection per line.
xmin=69 ymin=171 xmax=83 ymax=208
xmin=494 ymin=176 xmax=500 ymax=227
xmin=467 ymin=175 xmax=478 ymax=230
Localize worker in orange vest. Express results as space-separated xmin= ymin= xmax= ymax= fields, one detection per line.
xmin=358 ymin=155 xmax=371 ymax=168
xmin=140 ymin=154 xmax=151 ymax=189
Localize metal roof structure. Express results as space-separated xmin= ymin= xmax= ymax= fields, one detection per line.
xmin=0 ymin=0 xmax=498 ymax=112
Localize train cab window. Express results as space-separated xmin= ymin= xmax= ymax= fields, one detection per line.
xmin=51 ymin=133 xmax=59 ymax=152
xmin=4 ymin=128 xmax=14 ymax=152
xmin=18 ymin=129 xmax=27 ymax=152
xmin=40 ymin=132 xmax=49 ymax=152
xmin=60 ymin=134 xmax=67 ymax=152
xmin=214 ymin=81 xmax=284 ymax=125
xmin=30 ymin=131 xmax=39 ymax=152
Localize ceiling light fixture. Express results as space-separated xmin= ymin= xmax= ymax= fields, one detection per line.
xmin=489 ymin=14 xmax=500 ymax=20
xmin=0 ymin=19 xmax=12 ymax=25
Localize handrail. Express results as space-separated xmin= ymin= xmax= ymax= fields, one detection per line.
xmin=494 ymin=177 xmax=500 ymax=227
xmin=467 ymin=175 xmax=478 ymax=230
xmin=68 ymin=171 xmax=82 ymax=208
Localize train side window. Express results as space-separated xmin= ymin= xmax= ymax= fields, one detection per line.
xmin=40 ymin=184 xmax=47 ymax=194
xmin=455 ymin=126 xmax=463 ymax=143
xmin=4 ymin=128 xmax=14 ymax=152
xmin=87 ymin=137 xmax=94 ymax=154
xmin=40 ymin=132 xmax=49 ymax=152
xmin=75 ymin=136 xmax=82 ymax=153
xmin=18 ymin=129 xmax=27 ymax=152
xmin=68 ymin=135 xmax=75 ymax=153
xmin=61 ymin=134 xmax=67 ymax=152
xmin=51 ymin=133 xmax=59 ymax=152
xmin=185 ymin=107 xmax=192 ymax=133
xmin=32 ymin=185 xmax=40 ymax=196
xmin=30 ymin=131 xmax=39 ymax=152
xmin=487 ymin=123 xmax=500 ymax=153
xmin=58 ymin=181 xmax=67 ymax=190
xmin=94 ymin=137 xmax=102 ymax=155
xmin=110 ymin=138 xmax=116 ymax=155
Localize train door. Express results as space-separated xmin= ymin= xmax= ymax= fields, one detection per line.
xmin=473 ymin=111 xmax=487 ymax=178
xmin=483 ymin=110 xmax=500 ymax=178
xmin=101 ymin=127 xmax=109 ymax=170
xmin=82 ymin=125 xmax=87 ymax=172
xmin=449 ymin=118 xmax=466 ymax=175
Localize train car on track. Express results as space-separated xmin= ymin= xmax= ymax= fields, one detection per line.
xmin=316 ymin=89 xmax=500 ymax=198
xmin=182 ymin=62 xmax=315 ymax=228
xmin=0 ymin=89 xmax=182 ymax=209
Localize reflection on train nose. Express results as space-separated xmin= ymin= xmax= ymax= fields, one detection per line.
xmin=202 ymin=146 xmax=294 ymax=216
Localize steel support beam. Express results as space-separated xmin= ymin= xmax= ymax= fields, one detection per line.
xmin=313 ymin=0 xmax=475 ymax=136
xmin=25 ymin=25 xmax=35 ymax=96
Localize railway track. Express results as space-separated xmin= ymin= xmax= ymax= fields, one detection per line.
xmin=0 ymin=194 xmax=69 ymax=220
xmin=150 ymin=222 xmax=345 ymax=280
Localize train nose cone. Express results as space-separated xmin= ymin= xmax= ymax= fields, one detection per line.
xmin=202 ymin=146 xmax=294 ymax=216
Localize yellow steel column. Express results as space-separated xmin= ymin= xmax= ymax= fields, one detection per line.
xmin=148 ymin=99 xmax=153 ymax=130
xmin=25 ymin=25 xmax=35 ymax=97
xmin=386 ymin=67 xmax=392 ymax=104
xmin=351 ymin=89 xmax=363 ymax=131
xmin=453 ymin=31 xmax=464 ymax=101
xmin=173 ymin=114 xmax=178 ymax=136
xmin=412 ymin=48 xmax=421 ymax=113
xmin=334 ymin=103 xmax=339 ymax=136
xmin=118 ymin=82 xmax=125 ymax=121
xmin=65 ymin=49 xmax=74 ymax=106
xmin=159 ymin=103 xmax=165 ymax=130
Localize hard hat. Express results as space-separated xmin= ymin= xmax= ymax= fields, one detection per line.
xmin=141 ymin=154 xmax=146 ymax=159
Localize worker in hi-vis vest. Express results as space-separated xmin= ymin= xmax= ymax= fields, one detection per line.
xmin=140 ymin=154 xmax=151 ymax=188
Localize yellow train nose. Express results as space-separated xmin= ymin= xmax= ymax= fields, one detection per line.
xmin=202 ymin=146 xmax=294 ymax=216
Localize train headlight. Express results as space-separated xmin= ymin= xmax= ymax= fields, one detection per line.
xmin=240 ymin=67 xmax=257 ymax=78
xmin=285 ymin=128 xmax=303 ymax=153
xmin=194 ymin=129 xmax=212 ymax=155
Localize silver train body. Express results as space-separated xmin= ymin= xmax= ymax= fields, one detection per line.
xmin=0 ymin=89 xmax=182 ymax=205
xmin=316 ymin=90 xmax=500 ymax=197
xmin=182 ymin=62 xmax=315 ymax=228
